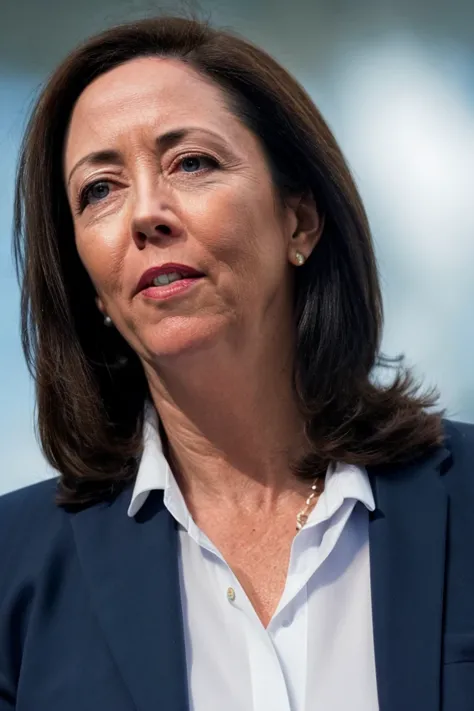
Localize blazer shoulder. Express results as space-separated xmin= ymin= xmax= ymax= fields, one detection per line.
xmin=0 ymin=477 xmax=70 ymax=596
xmin=441 ymin=418 xmax=474 ymax=495
xmin=0 ymin=476 xmax=60 ymax=531
xmin=443 ymin=418 xmax=474 ymax=465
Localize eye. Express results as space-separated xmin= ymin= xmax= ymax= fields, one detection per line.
xmin=79 ymin=180 xmax=111 ymax=211
xmin=178 ymin=154 xmax=218 ymax=173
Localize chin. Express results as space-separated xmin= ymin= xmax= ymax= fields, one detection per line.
xmin=142 ymin=315 xmax=226 ymax=361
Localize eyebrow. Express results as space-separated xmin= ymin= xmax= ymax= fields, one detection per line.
xmin=66 ymin=127 xmax=225 ymax=187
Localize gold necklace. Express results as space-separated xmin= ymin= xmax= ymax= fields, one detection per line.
xmin=296 ymin=477 xmax=323 ymax=532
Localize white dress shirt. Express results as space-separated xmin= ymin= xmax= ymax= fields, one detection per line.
xmin=128 ymin=410 xmax=379 ymax=711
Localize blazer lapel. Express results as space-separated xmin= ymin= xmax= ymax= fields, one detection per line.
xmin=368 ymin=446 xmax=451 ymax=711
xmin=70 ymin=487 xmax=188 ymax=711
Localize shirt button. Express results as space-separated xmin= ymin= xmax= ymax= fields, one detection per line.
xmin=227 ymin=586 xmax=236 ymax=602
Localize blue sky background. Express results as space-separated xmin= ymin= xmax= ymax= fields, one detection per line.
xmin=0 ymin=71 xmax=54 ymax=493
xmin=1 ymin=1 xmax=473 ymax=495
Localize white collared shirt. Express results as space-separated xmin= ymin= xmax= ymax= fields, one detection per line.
xmin=128 ymin=411 xmax=379 ymax=711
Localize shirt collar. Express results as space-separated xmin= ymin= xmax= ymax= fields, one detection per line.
xmin=306 ymin=460 xmax=375 ymax=530
xmin=127 ymin=406 xmax=169 ymax=518
xmin=128 ymin=407 xmax=375 ymax=520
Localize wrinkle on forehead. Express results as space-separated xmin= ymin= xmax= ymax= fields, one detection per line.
xmin=64 ymin=56 xmax=244 ymax=172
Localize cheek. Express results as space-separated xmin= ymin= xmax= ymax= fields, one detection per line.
xmin=74 ymin=221 xmax=126 ymax=298
xmin=202 ymin=189 xmax=288 ymax=293
xmin=202 ymin=181 xmax=280 ymax=253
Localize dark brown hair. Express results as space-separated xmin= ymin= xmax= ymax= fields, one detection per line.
xmin=13 ymin=15 xmax=443 ymax=508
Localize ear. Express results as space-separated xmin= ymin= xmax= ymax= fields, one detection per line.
xmin=285 ymin=191 xmax=324 ymax=265
xmin=96 ymin=296 xmax=106 ymax=315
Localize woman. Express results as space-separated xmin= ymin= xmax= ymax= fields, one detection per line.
xmin=1 ymin=14 xmax=473 ymax=711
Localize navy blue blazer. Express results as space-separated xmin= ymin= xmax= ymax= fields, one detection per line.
xmin=1 ymin=419 xmax=474 ymax=711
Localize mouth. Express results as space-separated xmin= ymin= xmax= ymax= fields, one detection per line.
xmin=150 ymin=271 xmax=190 ymax=286
xmin=135 ymin=263 xmax=205 ymax=298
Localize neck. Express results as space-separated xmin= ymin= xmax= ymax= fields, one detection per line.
xmin=144 ymin=339 xmax=309 ymax=512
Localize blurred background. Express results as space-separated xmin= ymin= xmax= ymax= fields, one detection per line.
xmin=1 ymin=0 xmax=473 ymax=495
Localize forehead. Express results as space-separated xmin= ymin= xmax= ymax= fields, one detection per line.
xmin=65 ymin=57 xmax=240 ymax=162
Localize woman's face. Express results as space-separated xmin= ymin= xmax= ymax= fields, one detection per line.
xmin=64 ymin=57 xmax=319 ymax=367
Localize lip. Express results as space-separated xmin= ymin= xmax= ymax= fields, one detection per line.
xmin=134 ymin=263 xmax=204 ymax=295
xmin=140 ymin=278 xmax=202 ymax=302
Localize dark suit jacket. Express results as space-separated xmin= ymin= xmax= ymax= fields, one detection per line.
xmin=0 ymin=419 xmax=474 ymax=711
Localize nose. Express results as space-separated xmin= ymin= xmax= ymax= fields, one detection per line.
xmin=131 ymin=187 xmax=184 ymax=247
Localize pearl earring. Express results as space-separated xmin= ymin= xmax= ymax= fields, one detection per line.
xmin=295 ymin=251 xmax=305 ymax=266
xmin=104 ymin=315 xmax=113 ymax=327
